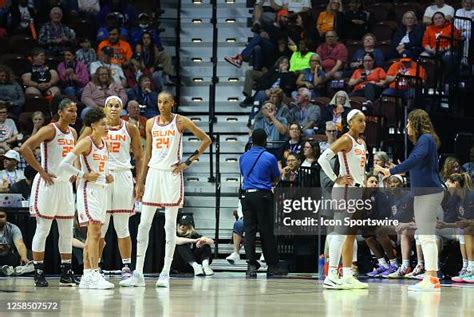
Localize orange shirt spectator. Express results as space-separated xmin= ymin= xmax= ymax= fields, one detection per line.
xmin=316 ymin=0 xmax=343 ymax=36
xmin=386 ymin=58 xmax=426 ymax=89
xmin=422 ymin=12 xmax=461 ymax=54
xmin=350 ymin=67 xmax=386 ymax=92
xmin=97 ymin=27 xmax=133 ymax=66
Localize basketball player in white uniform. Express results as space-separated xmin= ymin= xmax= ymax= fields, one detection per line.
xmin=79 ymin=96 xmax=144 ymax=279
xmin=318 ymin=109 xmax=368 ymax=289
xmin=121 ymin=91 xmax=212 ymax=288
xmin=20 ymin=98 xmax=79 ymax=287
xmin=59 ymin=107 xmax=115 ymax=289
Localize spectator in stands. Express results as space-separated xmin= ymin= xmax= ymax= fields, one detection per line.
xmin=173 ymin=215 xmax=214 ymax=276
xmin=76 ymin=0 xmax=100 ymax=16
xmin=97 ymin=0 xmax=138 ymax=29
xmin=75 ymin=38 xmax=96 ymax=68
xmin=80 ymin=66 xmax=127 ymax=119
xmin=281 ymin=152 xmax=300 ymax=182
xmin=97 ymin=26 xmax=133 ymax=66
xmin=251 ymin=0 xmax=278 ymax=31
xmin=0 ymin=210 xmax=32 ymax=276
xmin=224 ymin=9 xmax=290 ymax=71
xmin=9 ymin=164 xmax=36 ymax=200
xmin=421 ymin=11 xmax=461 ymax=57
xmin=29 ymin=111 xmax=46 ymax=138
xmin=96 ymin=12 xmax=129 ymax=42
xmin=252 ymin=56 xmax=296 ymax=106
xmin=253 ymin=102 xmax=288 ymax=155
xmin=382 ymin=58 xmax=427 ymax=98
xmin=38 ymin=6 xmax=76 ymax=55
xmin=57 ymin=48 xmax=89 ymax=97
xmin=300 ymin=139 xmax=321 ymax=186
xmin=90 ymin=46 xmax=127 ymax=87
xmin=289 ymin=38 xmax=315 ymax=72
xmin=6 ymin=0 xmax=35 ymax=35
xmin=0 ymin=104 xmax=19 ymax=154
xmin=316 ymin=31 xmax=348 ymax=80
xmin=240 ymin=36 xmax=293 ymax=107
xmin=462 ymin=145 xmax=474 ymax=180
xmin=130 ymin=12 xmax=163 ymax=48
xmin=423 ymin=0 xmax=455 ymax=24
xmin=343 ymin=0 xmax=369 ymax=40
xmin=0 ymin=65 xmax=24 ymax=118
xmin=288 ymin=87 xmax=320 ymax=137
xmin=280 ymin=123 xmax=304 ymax=167
xmin=121 ymin=100 xmax=146 ymax=139
xmin=273 ymin=0 xmax=311 ymax=14
xmin=319 ymin=121 xmax=339 ymax=152
xmin=441 ymin=156 xmax=462 ymax=181
xmin=127 ymin=74 xmax=158 ymax=119
xmin=316 ymin=0 xmax=343 ymax=37
xmin=391 ymin=11 xmax=425 ymax=60
xmin=0 ymin=150 xmax=24 ymax=192
xmin=373 ymin=151 xmax=390 ymax=187
xmin=252 ymin=87 xmax=290 ymax=124
xmin=348 ymin=52 xmax=386 ymax=102
xmin=132 ymin=31 xmax=171 ymax=89
xmin=21 ymin=47 xmax=61 ymax=97
xmin=295 ymin=53 xmax=327 ymax=98
xmin=321 ymin=90 xmax=351 ymax=133
xmin=454 ymin=0 xmax=474 ymax=65
xmin=350 ymin=33 xmax=385 ymax=70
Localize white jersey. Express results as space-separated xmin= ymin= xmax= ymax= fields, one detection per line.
xmin=148 ymin=114 xmax=183 ymax=171
xmin=40 ymin=123 xmax=75 ymax=178
xmin=80 ymin=137 xmax=109 ymax=184
xmin=337 ymin=133 xmax=366 ymax=186
xmin=105 ymin=120 xmax=132 ymax=171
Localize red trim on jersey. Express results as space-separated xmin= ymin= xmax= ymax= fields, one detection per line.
xmin=41 ymin=141 xmax=48 ymax=173
xmin=43 ymin=123 xmax=57 ymax=143
xmin=83 ymin=154 xmax=92 ymax=173
xmin=106 ymin=209 xmax=135 ymax=214
xmin=53 ymin=122 xmax=71 ymax=135
xmin=90 ymin=136 xmax=105 ymax=150
xmin=155 ymin=114 xmax=176 ymax=127
xmin=82 ymin=181 xmax=102 ymax=224
xmin=142 ymin=172 xmax=184 ymax=207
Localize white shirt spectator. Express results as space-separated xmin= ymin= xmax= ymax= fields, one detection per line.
xmin=0 ymin=119 xmax=18 ymax=143
xmin=0 ymin=169 xmax=25 ymax=186
xmin=455 ymin=7 xmax=474 ymax=38
xmin=274 ymin=0 xmax=311 ymax=13
xmin=89 ymin=61 xmax=126 ymax=85
xmin=78 ymin=0 xmax=100 ymax=13
xmin=424 ymin=3 xmax=455 ymax=21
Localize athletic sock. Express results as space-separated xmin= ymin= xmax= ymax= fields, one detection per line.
xmin=389 ymin=259 xmax=398 ymax=267
xmin=342 ymin=267 xmax=353 ymax=278
xmin=462 ymin=259 xmax=468 ymax=269
xmin=378 ymin=258 xmax=389 ymax=268
xmin=61 ymin=259 xmax=72 ymax=264
xmin=402 ymin=259 xmax=410 ymax=270
xmin=328 ymin=267 xmax=338 ymax=278
xmin=468 ymin=261 xmax=474 ymax=272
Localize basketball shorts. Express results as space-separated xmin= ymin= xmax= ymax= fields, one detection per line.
xmin=142 ymin=168 xmax=183 ymax=208
xmin=107 ymin=169 xmax=135 ymax=214
xmin=30 ymin=173 xmax=75 ymax=219
xmin=77 ymin=181 xmax=108 ymax=226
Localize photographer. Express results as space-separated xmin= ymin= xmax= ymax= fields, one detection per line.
xmin=348 ymin=52 xmax=386 ymax=102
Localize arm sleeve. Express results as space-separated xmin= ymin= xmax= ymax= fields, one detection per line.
xmin=390 ymin=135 xmax=429 ymax=175
xmin=318 ymin=148 xmax=338 ymax=182
xmin=59 ymin=152 xmax=84 ymax=178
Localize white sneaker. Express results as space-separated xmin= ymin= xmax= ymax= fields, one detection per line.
xmin=156 ymin=273 xmax=170 ymax=288
xmin=323 ymin=274 xmax=344 ymax=289
xmin=226 ymin=252 xmax=240 ymax=264
xmin=203 ymin=266 xmax=214 ymax=276
xmin=259 ymin=254 xmax=265 ymax=262
xmin=79 ymin=273 xmax=92 ymax=289
xmin=193 ymin=264 xmax=204 ymax=276
xmin=120 ymin=271 xmax=145 ymax=287
xmin=90 ymin=271 xmax=114 ymax=289
xmin=408 ymin=276 xmax=441 ymax=292
xmin=14 ymin=262 xmax=35 ymax=275
xmin=342 ymin=276 xmax=369 ymax=289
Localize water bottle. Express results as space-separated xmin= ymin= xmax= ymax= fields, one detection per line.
xmin=318 ymin=255 xmax=325 ymax=280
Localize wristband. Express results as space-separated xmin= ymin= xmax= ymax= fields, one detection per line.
xmin=184 ymin=150 xmax=199 ymax=166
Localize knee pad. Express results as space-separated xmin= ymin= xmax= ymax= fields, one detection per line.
xmin=32 ymin=218 xmax=53 ymax=252
xmin=113 ymin=214 xmax=130 ymax=239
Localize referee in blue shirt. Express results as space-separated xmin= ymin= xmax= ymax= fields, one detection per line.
xmin=240 ymin=129 xmax=286 ymax=278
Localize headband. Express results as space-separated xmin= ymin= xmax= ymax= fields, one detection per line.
xmin=105 ymin=96 xmax=123 ymax=107
xmin=347 ymin=109 xmax=363 ymax=122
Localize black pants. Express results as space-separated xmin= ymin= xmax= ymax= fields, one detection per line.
xmin=0 ymin=252 xmax=20 ymax=267
xmin=175 ymin=244 xmax=212 ymax=269
xmin=241 ymin=190 xmax=279 ymax=266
